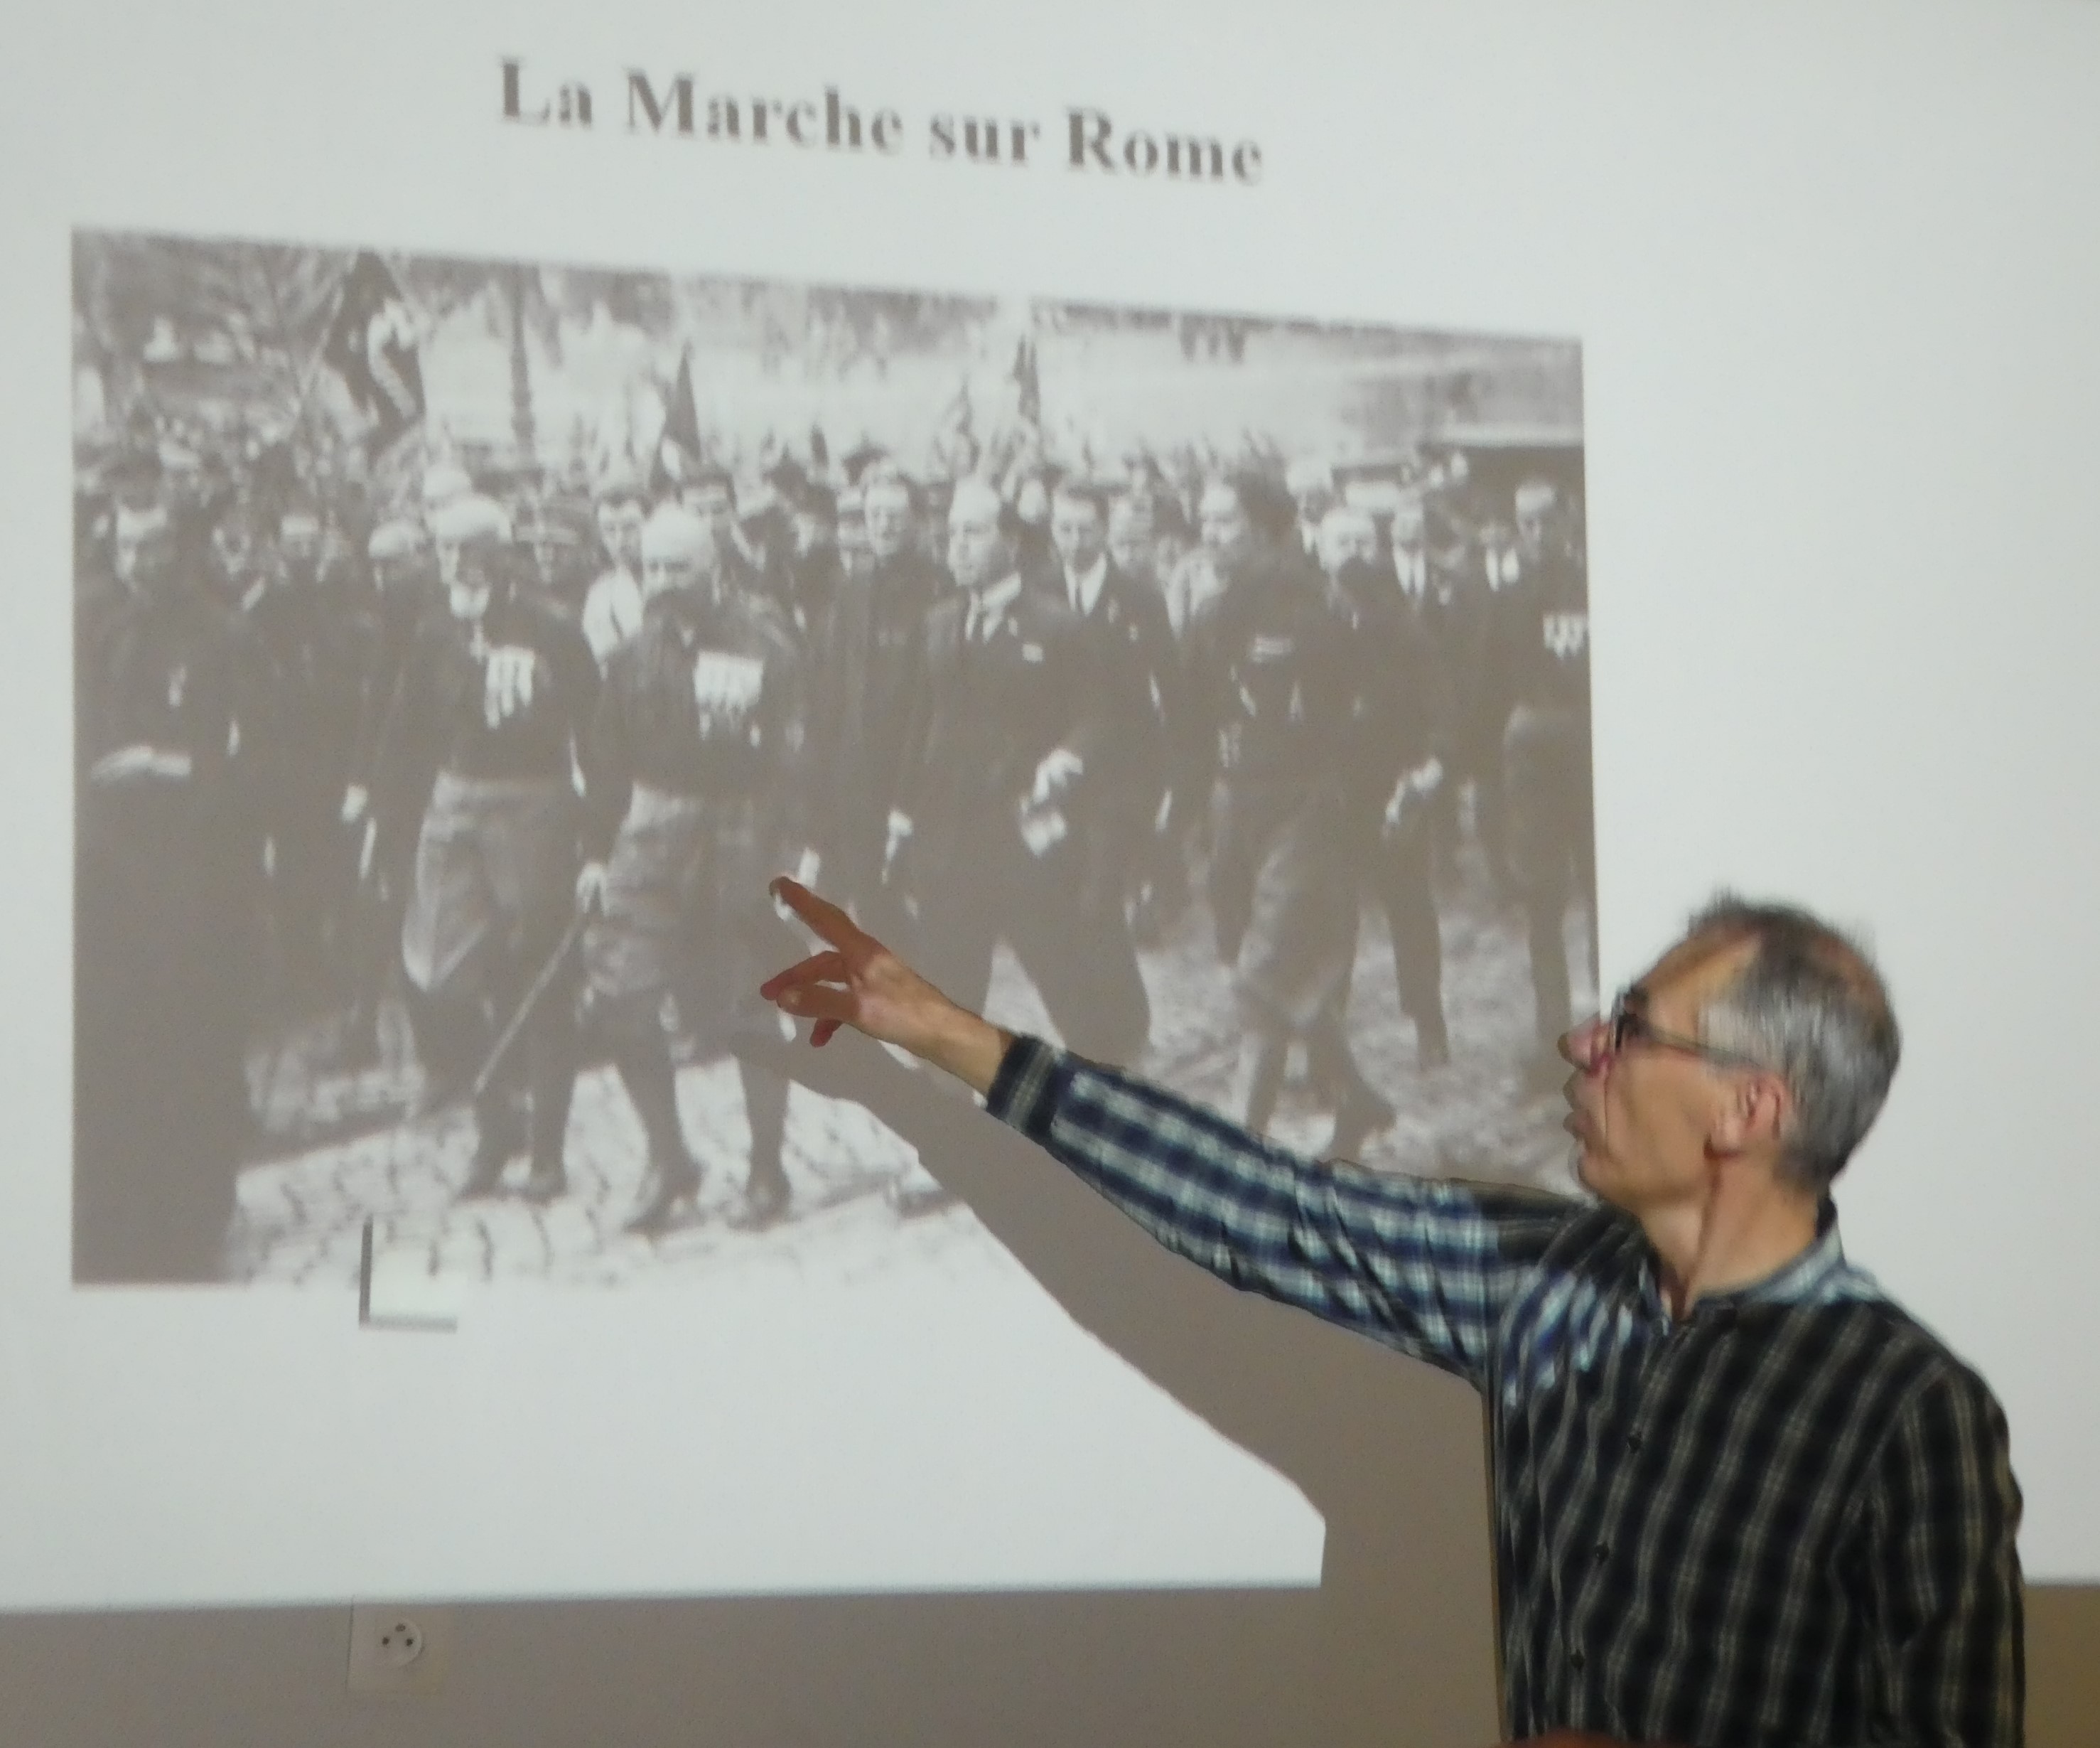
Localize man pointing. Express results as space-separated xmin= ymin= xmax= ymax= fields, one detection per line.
xmin=757 ymin=876 xmax=2022 ymax=1748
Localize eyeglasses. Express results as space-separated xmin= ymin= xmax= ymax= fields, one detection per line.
xmin=1602 ymin=989 xmax=1768 ymax=1073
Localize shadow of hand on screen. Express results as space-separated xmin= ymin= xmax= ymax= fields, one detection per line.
xmin=745 ymin=879 xmax=1495 ymax=1608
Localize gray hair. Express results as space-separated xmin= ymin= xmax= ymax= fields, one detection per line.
xmin=1686 ymin=895 xmax=1902 ymax=1194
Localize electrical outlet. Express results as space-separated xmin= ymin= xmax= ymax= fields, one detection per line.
xmin=347 ymin=1603 xmax=454 ymax=1696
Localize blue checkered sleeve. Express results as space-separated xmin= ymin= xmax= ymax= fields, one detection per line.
xmin=986 ymin=1036 xmax=1579 ymax=1387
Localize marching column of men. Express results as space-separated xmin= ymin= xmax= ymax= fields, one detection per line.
xmin=73 ymin=424 xmax=1592 ymax=1278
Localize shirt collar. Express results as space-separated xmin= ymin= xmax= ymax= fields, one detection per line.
xmin=1065 ymin=555 xmax=1109 ymax=616
xmin=1638 ymin=1200 xmax=1851 ymax=1320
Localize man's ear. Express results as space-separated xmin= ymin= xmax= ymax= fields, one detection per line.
xmin=1711 ymin=1072 xmax=1789 ymax=1160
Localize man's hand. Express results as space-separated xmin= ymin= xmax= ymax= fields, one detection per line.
xmin=760 ymin=876 xmax=1010 ymax=1093
xmin=576 ymin=860 xmax=609 ymax=913
xmin=483 ymin=645 xmax=539 ymax=726
xmin=1383 ymin=756 xmax=1445 ymax=834
xmin=1030 ymin=746 xmax=1086 ymax=807
xmin=692 ymin=651 xmax=765 ymax=728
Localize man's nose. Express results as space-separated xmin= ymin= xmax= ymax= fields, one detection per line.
xmin=1561 ymin=1013 xmax=1608 ymax=1073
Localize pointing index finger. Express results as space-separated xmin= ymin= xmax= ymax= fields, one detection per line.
xmin=770 ymin=876 xmax=863 ymax=950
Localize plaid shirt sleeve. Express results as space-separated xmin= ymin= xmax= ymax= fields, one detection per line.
xmin=1863 ymin=1364 xmax=2026 ymax=1748
xmin=986 ymin=1035 xmax=1578 ymax=1388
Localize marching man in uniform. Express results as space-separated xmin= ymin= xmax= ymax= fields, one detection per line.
xmin=1191 ymin=474 xmax=1391 ymax=1153
xmin=578 ymin=503 xmax=805 ymax=1235
xmin=377 ymin=495 xmax=599 ymax=1202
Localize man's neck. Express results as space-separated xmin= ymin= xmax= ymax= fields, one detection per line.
xmin=1639 ymin=1172 xmax=1822 ymax=1319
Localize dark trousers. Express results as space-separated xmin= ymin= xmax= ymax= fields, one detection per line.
xmin=1460 ymin=736 xmax=1509 ymax=886
xmin=340 ymin=809 xmax=420 ymax=1055
xmin=264 ymin=791 xmax=354 ymax=1007
xmin=1502 ymin=706 xmax=1596 ymax=1047
xmin=75 ymin=782 xmax=254 ymax=1283
xmin=910 ymin=818 xmax=1151 ymax=1068
xmin=1366 ymin=821 xmax=1448 ymax=1045
xmin=402 ymin=775 xmax=581 ymax=1171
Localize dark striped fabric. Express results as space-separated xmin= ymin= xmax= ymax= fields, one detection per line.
xmin=987 ymin=1036 xmax=2023 ymax=1748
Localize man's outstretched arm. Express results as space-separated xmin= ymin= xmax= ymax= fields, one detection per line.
xmin=758 ymin=876 xmax=1574 ymax=1385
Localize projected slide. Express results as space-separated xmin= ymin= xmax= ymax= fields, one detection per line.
xmin=72 ymin=227 xmax=1595 ymax=1292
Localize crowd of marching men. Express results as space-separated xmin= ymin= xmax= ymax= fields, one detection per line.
xmin=72 ymin=426 xmax=1591 ymax=1283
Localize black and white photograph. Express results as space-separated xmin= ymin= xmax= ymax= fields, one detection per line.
xmin=72 ymin=227 xmax=1595 ymax=1291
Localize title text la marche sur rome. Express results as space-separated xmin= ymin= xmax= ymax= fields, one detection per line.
xmin=502 ymin=60 xmax=1265 ymax=187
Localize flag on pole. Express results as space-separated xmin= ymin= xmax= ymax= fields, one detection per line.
xmin=937 ymin=375 xmax=974 ymax=446
xmin=1011 ymin=336 xmax=1040 ymax=429
xmin=321 ymin=252 xmax=425 ymax=459
xmin=650 ymin=345 xmax=704 ymax=496
xmin=930 ymin=374 xmax=978 ymax=478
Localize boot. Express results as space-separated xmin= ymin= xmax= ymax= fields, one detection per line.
xmin=1230 ymin=1031 xmax=1287 ymax=1134
xmin=517 ymin=1009 xmax=578 ymax=1206
xmin=1306 ymin=1011 xmax=1394 ymax=1159
xmin=516 ymin=1156 xmax=567 ymax=1204
xmin=886 ymin=1167 xmax=959 ymax=1221
xmin=458 ymin=1096 xmax=523 ymax=1200
xmin=624 ymin=1147 xmax=701 ymax=1235
xmin=612 ymin=1027 xmax=701 ymax=1235
xmin=1326 ymin=1086 xmax=1398 ymax=1161
xmin=1416 ymin=1007 xmax=1453 ymax=1071
xmin=728 ymin=1161 xmax=791 ymax=1232
xmin=727 ymin=1058 xmax=792 ymax=1232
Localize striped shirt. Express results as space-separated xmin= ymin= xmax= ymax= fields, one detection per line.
xmin=986 ymin=1037 xmax=2023 ymax=1748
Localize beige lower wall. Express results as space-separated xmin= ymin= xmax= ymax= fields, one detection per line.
xmin=2028 ymin=1586 xmax=2099 ymax=1748
xmin=0 ymin=1586 xmax=2084 ymax=1745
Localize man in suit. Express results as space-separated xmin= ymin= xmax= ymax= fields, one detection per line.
xmin=338 ymin=517 xmax=443 ymax=1066
xmin=1323 ymin=503 xmax=1454 ymax=1072
xmin=1450 ymin=510 xmax=1526 ymax=894
xmin=1033 ymin=478 xmax=1177 ymax=1012
xmin=75 ymin=476 xmax=265 ymax=1282
xmin=247 ymin=498 xmax=377 ymax=1013
xmin=888 ymin=478 xmax=1147 ymax=1066
xmin=797 ymin=471 xmax=944 ymax=937
xmin=1382 ymin=481 xmax=1471 ymax=885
